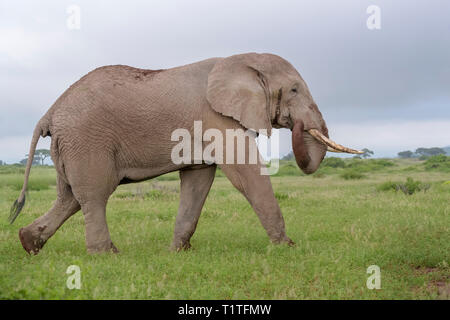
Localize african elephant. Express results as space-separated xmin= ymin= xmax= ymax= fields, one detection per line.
xmin=10 ymin=53 xmax=361 ymax=254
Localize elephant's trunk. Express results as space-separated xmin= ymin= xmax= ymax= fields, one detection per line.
xmin=292 ymin=120 xmax=327 ymax=174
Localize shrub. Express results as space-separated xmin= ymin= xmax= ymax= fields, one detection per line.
xmin=346 ymin=158 xmax=395 ymax=172
xmin=377 ymin=181 xmax=398 ymax=192
xmin=340 ymin=170 xmax=365 ymax=180
xmin=370 ymin=159 xmax=395 ymax=167
xmin=345 ymin=158 xmax=363 ymax=168
xmin=274 ymin=162 xmax=303 ymax=177
xmin=274 ymin=192 xmax=289 ymax=200
xmin=321 ymin=157 xmax=346 ymax=168
xmin=377 ymin=177 xmax=430 ymax=195
xmin=424 ymin=155 xmax=450 ymax=172
xmin=398 ymin=177 xmax=430 ymax=195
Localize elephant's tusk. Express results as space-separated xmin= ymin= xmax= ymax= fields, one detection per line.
xmin=308 ymin=129 xmax=364 ymax=154
xmin=327 ymin=146 xmax=344 ymax=153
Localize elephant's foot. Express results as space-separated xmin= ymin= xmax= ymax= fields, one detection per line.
xmin=19 ymin=227 xmax=47 ymax=255
xmin=87 ymin=241 xmax=119 ymax=254
xmin=271 ymin=235 xmax=295 ymax=247
xmin=170 ymin=239 xmax=192 ymax=252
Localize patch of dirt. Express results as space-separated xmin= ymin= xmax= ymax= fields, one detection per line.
xmin=413 ymin=266 xmax=449 ymax=299
xmin=428 ymin=280 xmax=449 ymax=299
xmin=414 ymin=266 xmax=441 ymax=275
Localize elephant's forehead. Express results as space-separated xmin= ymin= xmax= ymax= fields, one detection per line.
xmin=264 ymin=64 xmax=303 ymax=87
xmin=270 ymin=70 xmax=302 ymax=85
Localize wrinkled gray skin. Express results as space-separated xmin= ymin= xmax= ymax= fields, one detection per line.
xmin=14 ymin=53 xmax=328 ymax=254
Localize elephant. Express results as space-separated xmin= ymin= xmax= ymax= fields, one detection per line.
xmin=9 ymin=52 xmax=362 ymax=254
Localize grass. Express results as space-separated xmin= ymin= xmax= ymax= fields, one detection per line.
xmin=340 ymin=170 xmax=366 ymax=180
xmin=0 ymin=158 xmax=449 ymax=299
xmin=0 ymin=166 xmax=56 ymax=191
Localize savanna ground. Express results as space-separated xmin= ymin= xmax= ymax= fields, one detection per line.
xmin=0 ymin=156 xmax=449 ymax=299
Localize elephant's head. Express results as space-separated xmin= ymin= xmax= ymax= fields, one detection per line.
xmin=207 ymin=53 xmax=362 ymax=174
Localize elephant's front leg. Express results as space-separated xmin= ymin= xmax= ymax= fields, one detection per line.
xmin=219 ymin=163 xmax=294 ymax=246
xmin=171 ymin=165 xmax=216 ymax=251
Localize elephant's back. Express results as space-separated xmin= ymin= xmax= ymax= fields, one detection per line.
xmin=47 ymin=65 xmax=165 ymax=119
xmin=46 ymin=59 xmax=219 ymax=166
xmin=48 ymin=58 xmax=219 ymax=125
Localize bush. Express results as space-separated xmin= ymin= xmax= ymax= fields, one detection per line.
xmin=340 ymin=170 xmax=365 ymax=180
xmin=346 ymin=158 xmax=395 ymax=172
xmin=274 ymin=162 xmax=303 ymax=177
xmin=371 ymin=159 xmax=395 ymax=167
xmin=345 ymin=158 xmax=363 ymax=168
xmin=321 ymin=157 xmax=346 ymax=168
xmin=424 ymin=155 xmax=450 ymax=172
xmin=274 ymin=192 xmax=289 ymax=201
xmin=398 ymin=177 xmax=430 ymax=195
xmin=377 ymin=177 xmax=430 ymax=195
xmin=377 ymin=181 xmax=398 ymax=192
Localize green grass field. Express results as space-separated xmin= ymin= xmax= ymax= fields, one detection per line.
xmin=0 ymin=157 xmax=449 ymax=299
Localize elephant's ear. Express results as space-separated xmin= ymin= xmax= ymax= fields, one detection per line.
xmin=206 ymin=53 xmax=272 ymax=136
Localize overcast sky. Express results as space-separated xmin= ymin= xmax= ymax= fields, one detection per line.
xmin=1 ymin=0 xmax=449 ymax=163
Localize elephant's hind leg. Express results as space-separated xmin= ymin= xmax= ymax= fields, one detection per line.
xmin=68 ymin=158 xmax=120 ymax=254
xmin=79 ymin=200 xmax=119 ymax=253
xmin=19 ymin=176 xmax=81 ymax=255
xmin=171 ymin=165 xmax=216 ymax=251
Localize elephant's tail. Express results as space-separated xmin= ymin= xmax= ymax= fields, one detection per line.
xmin=9 ymin=116 xmax=51 ymax=224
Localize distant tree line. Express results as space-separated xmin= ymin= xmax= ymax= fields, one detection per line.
xmin=281 ymin=151 xmax=294 ymax=161
xmin=397 ymin=147 xmax=446 ymax=159
xmin=360 ymin=148 xmax=374 ymax=159
xmin=282 ymin=146 xmax=449 ymax=161
xmin=18 ymin=149 xmax=51 ymax=166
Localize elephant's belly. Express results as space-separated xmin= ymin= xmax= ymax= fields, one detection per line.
xmin=118 ymin=167 xmax=176 ymax=184
xmin=116 ymin=147 xmax=182 ymax=184
xmin=116 ymin=143 xmax=211 ymax=184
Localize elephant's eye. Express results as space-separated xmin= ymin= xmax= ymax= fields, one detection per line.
xmin=291 ymin=88 xmax=298 ymax=94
